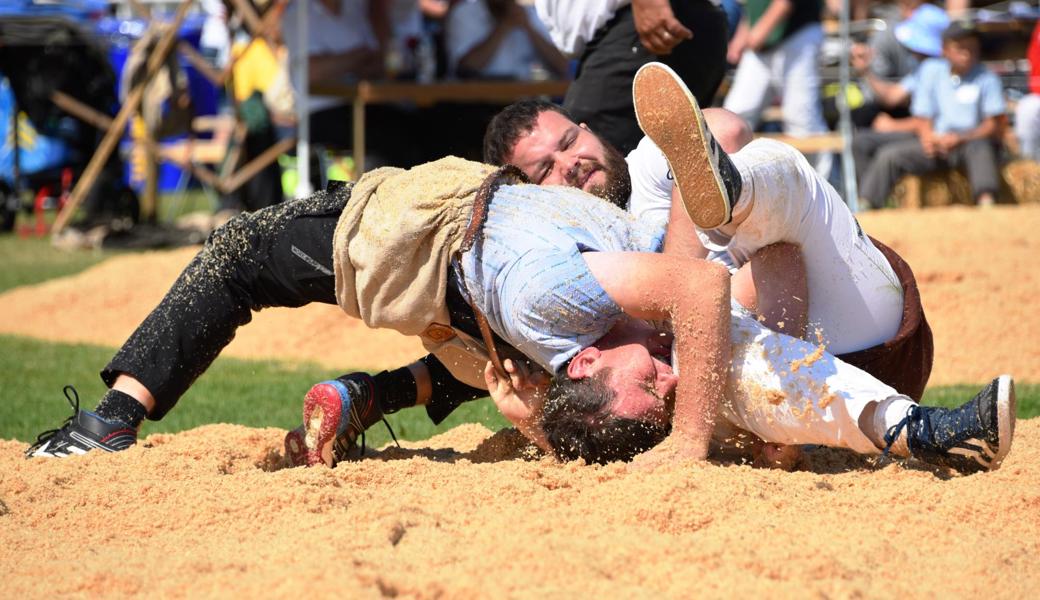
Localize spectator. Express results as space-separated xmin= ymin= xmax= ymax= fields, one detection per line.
xmin=850 ymin=2 xmax=949 ymax=185
xmin=534 ymin=0 xmax=729 ymax=155
xmin=850 ymin=1 xmax=949 ymax=128
xmin=723 ymin=0 xmax=833 ymax=179
xmin=222 ymin=11 xmax=294 ymax=213
xmin=858 ymin=21 xmax=1006 ymax=208
xmin=445 ymin=0 xmax=568 ymax=80
xmin=281 ymin=0 xmax=421 ymax=173
xmin=1014 ymin=19 xmax=1040 ymax=161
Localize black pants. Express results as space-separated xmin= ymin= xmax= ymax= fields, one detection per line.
xmin=564 ymin=1 xmax=728 ymax=156
xmin=859 ymin=136 xmax=1001 ymax=208
xmin=102 ymin=183 xmax=483 ymax=421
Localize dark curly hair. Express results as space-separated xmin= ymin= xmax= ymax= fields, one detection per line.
xmin=483 ymin=100 xmax=575 ymax=166
xmin=541 ymin=369 xmax=671 ymax=465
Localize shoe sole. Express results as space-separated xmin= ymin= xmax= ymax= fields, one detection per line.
xmin=990 ymin=374 xmax=1016 ymax=470
xmin=632 ymin=62 xmax=730 ymax=230
xmin=303 ymin=382 xmax=348 ymax=467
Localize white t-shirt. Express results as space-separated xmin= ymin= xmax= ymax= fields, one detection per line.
xmin=626 ymin=136 xmax=736 ymax=271
xmin=446 ymin=0 xmax=555 ymax=79
xmin=282 ymin=0 xmax=379 ymax=112
xmin=534 ymin=0 xmax=629 ymax=56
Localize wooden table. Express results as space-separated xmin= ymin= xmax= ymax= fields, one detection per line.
xmin=310 ymin=79 xmax=570 ymax=172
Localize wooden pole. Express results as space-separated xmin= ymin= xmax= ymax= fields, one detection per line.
xmin=221 ymin=137 xmax=296 ymax=195
xmin=51 ymin=0 xmax=192 ymax=235
xmin=177 ymin=41 xmax=224 ymax=87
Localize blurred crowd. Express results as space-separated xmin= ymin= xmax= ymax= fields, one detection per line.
xmin=2 ymin=0 xmax=1039 ymax=235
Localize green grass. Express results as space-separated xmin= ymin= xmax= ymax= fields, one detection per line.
xmin=0 ymin=190 xmax=213 ymax=294
xmin=2 ymin=334 xmax=1036 ymax=449
xmin=0 ymin=335 xmax=509 ymax=447
xmin=0 ymin=233 xmax=118 ymax=293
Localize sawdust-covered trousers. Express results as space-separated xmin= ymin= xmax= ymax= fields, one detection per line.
xmin=701 ymin=139 xmax=933 ymax=402
xmin=101 ymin=183 xmax=483 ymax=421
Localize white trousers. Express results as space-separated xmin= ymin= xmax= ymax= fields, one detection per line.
xmin=1014 ymin=93 xmax=1040 ymax=161
xmin=722 ymin=24 xmax=833 ymax=178
xmin=702 ymin=138 xmax=904 ymax=356
xmin=718 ymin=308 xmax=898 ymax=455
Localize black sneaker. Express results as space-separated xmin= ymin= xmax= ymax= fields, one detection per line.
xmin=25 ymin=386 xmax=138 ymax=458
xmin=300 ymin=374 xmax=398 ymax=467
xmin=884 ymin=375 xmax=1016 ymax=474
xmin=632 ymin=61 xmax=742 ymax=229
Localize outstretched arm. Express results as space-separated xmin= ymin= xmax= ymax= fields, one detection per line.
xmin=584 ymin=252 xmax=731 ymax=459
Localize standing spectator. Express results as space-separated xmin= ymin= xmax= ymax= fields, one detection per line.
xmin=1014 ymin=19 xmax=1040 ymax=161
xmin=535 ymin=0 xmax=729 ymax=155
xmin=859 ymin=21 xmax=1006 ymax=208
xmin=723 ymin=0 xmax=832 ymax=179
xmin=445 ymin=0 xmax=568 ymax=80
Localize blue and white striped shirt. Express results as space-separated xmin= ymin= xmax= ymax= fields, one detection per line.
xmin=459 ymin=184 xmax=665 ymax=374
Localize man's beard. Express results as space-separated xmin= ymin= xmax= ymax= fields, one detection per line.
xmin=586 ymin=140 xmax=632 ymax=209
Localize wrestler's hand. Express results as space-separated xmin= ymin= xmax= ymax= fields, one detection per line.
xmin=633 ymin=0 xmax=692 ymax=55
xmin=626 ymin=433 xmax=702 ymax=472
xmin=484 ymin=360 xmax=552 ymax=453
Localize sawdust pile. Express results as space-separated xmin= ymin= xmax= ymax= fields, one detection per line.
xmin=2 ymin=422 xmax=1039 ymax=598
xmin=1 ymin=206 xmax=1039 ymax=597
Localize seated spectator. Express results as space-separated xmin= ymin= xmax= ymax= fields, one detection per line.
xmin=851 ymin=1 xmax=949 ymax=185
xmin=723 ymin=0 xmax=832 ymax=179
xmin=445 ymin=0 xmax=568 ymax=80
xmin=858 ymin=21 xmax=1006 ymax=208
xmin=1014 ymin=19 xmax=1040 ymax=161
xmin=850 ymin=1 xmax=949 ymax=128
xmin=281 ymin=0 xmax=422 ymax=175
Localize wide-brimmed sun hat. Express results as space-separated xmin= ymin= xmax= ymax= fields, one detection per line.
xmin=894 ymin=3 xmax=950 ymax=57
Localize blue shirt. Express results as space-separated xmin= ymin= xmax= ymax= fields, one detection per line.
xmin=459 ymin=184 xmax=665 ymax=374
xmin=911 ymin=58 xmax=1006 ymax=134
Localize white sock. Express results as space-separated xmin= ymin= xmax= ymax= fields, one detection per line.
xmin=872 ymin=395 xmax=917 ymax=456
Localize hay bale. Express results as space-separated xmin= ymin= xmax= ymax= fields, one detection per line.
xmin=891 ymin=171 xmax=973 ymax=208
xmin=890 ymin=161 xmax=1040 ymax=208
xmin=1002 ymin=159 xmax=1040 ymax=204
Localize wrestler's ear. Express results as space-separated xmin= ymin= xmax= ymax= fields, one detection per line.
xmin=566 ymin=347 xmax=601 ymax=380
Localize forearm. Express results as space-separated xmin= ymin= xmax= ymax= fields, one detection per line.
xmin=526 ymin=26 xmax=569 ymax=77
xmin=873 ymin=116 xmax=920 ymax=133
xmin=669 ymin=265 xmax=731 ymax=459
xmin=457 ymin=25 xmax=511 ymax=74
xmin=514 ymin=415 xmax=553 ymax=454
xmin=583 ymin=252 xmax=732 ymax=458
xmin=731 ymin=243 xmax=808 ymax=338
xmin=959 ymin=117 xmax=1001 ymax=143
xmin=663 ymin=186 xmax=708 ymax=258
xmin=864 ymin=72 xmax=909 ymax=109
xmin=748 ymin=0 xmax=792 ymax=50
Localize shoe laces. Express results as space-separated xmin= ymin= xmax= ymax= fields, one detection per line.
xmin=882 ymin=404 xmax=921 ymax=457
xmin=25 ymin=385 xmax=80 ymax=456
xmin=338 ymin=381 xmax=401 ymax=459
xmin=356 ymin=415 xmax=401 ymax=458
